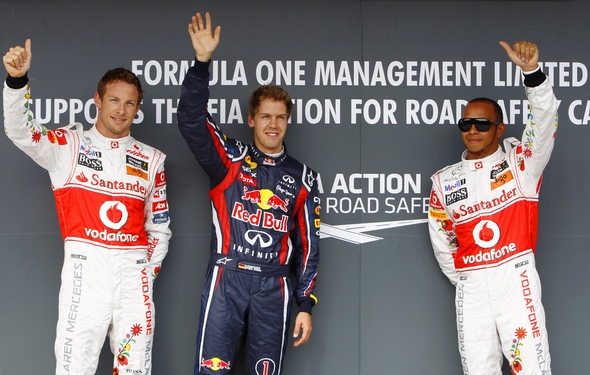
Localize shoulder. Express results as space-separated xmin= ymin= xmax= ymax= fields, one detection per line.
xmin=129 ymin=137 xmax=165 ymax=158
xmin=432 ymin=160 xmax=462 ymax=180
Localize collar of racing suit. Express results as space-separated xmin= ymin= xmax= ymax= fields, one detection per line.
xmin=460 ymin=144 xmax=505 ymax=171
xmin=248 ymin=142 xmax=289 ymax=165
xmin=88 ymin=125 xmax=132 ymax=150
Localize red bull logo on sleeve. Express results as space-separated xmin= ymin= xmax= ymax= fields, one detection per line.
xmin=201 ymin=357 xmax=231 ymax=371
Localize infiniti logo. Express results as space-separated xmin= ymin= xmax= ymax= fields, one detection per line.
xmin=282 ymin=175 xmax=295 ymax=184
xmin=245 ymin=230 xmax=273 ymax=247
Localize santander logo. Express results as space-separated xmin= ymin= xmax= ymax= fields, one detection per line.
xmin=472 ymin=220 xmax=500 ymax=248
xmin=99 ymin=201 xmax=129 ymax=230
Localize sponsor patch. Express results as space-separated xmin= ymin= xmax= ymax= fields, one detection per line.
xmin=429 ymin=190 xmax=444 ymax=210
xmin=152 ymin=211 xmax=169 ymax=224
xmin=429 ymin=210 xmax=448 ymax=220
xmin=238 ymin=263 xmax=262 ymax=272
xmin=201 ymin=358 xmax=231 ymax=371
xmin=155 ymin=171 xmax=167 ymax=187
xmin=239 ymin=172 xmax=256 ymax=187
xmin=126 ymin=155 xmax=149 ymax=171
xmin=127 ymin=166 xmax=148 ymax=180
xmin=444 ymin=178 xmax=466 ymax=192
xmin=490 ymin=161 xmax=509 ymax=179
xmin=153 ymin=188 xmax=167 ymax=200
xmin=491 ymin=169 xmax=514 ymax=190
xmin=152 ymin=201 xmax=168 ymax=212
xmin=244 ymin=156 xmax=258 ymax=170
xmin=78 ymin=153 xmax=103 ymax=171
xmin=47 ymin=129 xmax=68 ymax=145
xmin=445 ymin=187 xmax=468 ymax=206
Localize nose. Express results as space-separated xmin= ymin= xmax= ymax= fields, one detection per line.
xmin=468 ymin=124 xmax=479 ymax=133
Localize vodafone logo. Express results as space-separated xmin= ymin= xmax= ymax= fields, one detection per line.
xmin=99 ymin=201 xmax=129 ymax=230
xmin=472 ymin=220 xmax=500 ymax=248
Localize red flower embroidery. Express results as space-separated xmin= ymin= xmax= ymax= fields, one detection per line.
xmin=512 ymin=360 xmax=523 ymax=372
xmin=130 ymin=324 xmax=143 ymax=336
xmin=117 ymin=354 xmax=128 ymax=366
xmin=514 ymin=327 xmax=527 ymax=340
xmin=32 ymin=131 xmax=41 ymax=143
xmin=441 ymin=219 xmax=453 ymax=231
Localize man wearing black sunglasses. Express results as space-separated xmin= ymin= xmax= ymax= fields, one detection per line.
xmin=428 ymin=41 xmax=557 ymax=375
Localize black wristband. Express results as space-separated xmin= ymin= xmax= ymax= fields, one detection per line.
xmin=524 ymin=69 xmax=546 ymax=87
xmin=6 ymin=73 xmax=29 ymax=89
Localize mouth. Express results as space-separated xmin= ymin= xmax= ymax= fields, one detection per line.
xmin=111 ymin=116 xmax=127 ymax=125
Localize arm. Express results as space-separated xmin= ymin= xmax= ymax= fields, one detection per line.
xmin=428 ymin=182 xmax=459 ymax=286
xmin=144 ymin=158 xmax=172 ymax=279
xmin=290 ymin=167 xmax=321 ymax=346
xmin=500 ymin=41 xmax=558 ymax=182
xmin=177 ymin=12 xmax=238 ymax=182
xmin=3 ymin=39 xmax=71 ymax=172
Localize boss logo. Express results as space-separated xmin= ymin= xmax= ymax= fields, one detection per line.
xmin=445 ymin=187 xmax=468 ymax=205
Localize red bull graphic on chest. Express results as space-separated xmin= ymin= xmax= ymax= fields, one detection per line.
xmin=231 ymin=187 xmax=290 ymax=232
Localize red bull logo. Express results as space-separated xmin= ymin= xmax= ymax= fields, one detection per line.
xmin=231 ymin=202 xmax=288 ymax=233
xmin=242 ymin=187 xmax=262 ymax=203
xmin=201 ymin=357 xmax=231 ymax=371
xmin=242 ymin=187 xmax=289 ymax=212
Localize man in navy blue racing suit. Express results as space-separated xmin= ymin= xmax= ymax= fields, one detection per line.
xmin=177 ymin=12 xmax=320 ymax=375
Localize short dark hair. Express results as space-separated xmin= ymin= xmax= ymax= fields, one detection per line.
xmin=248 ymin=84 xmax=292 ymax=118
xmin=467 ymin=97 xmax=504 ymax=123
xmin=97 ymin=67 xmax=144 ymax=103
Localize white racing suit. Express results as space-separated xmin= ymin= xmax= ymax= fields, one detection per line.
xmin=3 ymin=77 xmax=171 ymax=375
xmin=428 ymin=71 xmax=557 ymax=375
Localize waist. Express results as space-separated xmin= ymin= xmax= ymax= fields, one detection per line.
xmin=208 ymin=252 xmax=289 ymax=277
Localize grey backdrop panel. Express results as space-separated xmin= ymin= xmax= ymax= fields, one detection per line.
xmin=1 ymin=1 xmax=588 ymax=374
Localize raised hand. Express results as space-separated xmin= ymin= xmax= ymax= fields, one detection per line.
xmin=3 ymin=39 xmax=32 ymax=78
xmin=499 ymin=40 xmax=539 ymax=73
xmin=188 ymin=12 xmax=221 ymax=63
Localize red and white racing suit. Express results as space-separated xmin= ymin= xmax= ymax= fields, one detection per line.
xmin=428 ymin=70 xmax=557 ymax=375
xmin=3 ymin=76 xmax=171 ymax=375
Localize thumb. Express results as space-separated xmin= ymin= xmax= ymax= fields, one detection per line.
xmin=498 ymin=41 xmax=513 ymax=56
xmin=292 ymin=323 xmax=301 ymax=337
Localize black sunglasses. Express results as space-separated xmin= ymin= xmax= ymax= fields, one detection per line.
xmin=458 ymin=118 xmax=501 ymax=132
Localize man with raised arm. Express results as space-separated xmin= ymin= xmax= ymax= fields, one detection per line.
xmin=3 ymin=39 xmax=171 ymax=375
xmin=177 ymin=12 xmax=320 ymax=375
xmin=428 ymin=40 xmax=557 ymax=375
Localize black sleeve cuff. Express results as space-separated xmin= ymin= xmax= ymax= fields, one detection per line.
xmin=6 ymin=73 xmax=28 ymax=89
xmin=298 ymin=299 xmax=313 ymax=315
xmin=192 ymin=59 xmax=211 ymax=79
xmin=523 ymin=69 xmax=546 ymax=87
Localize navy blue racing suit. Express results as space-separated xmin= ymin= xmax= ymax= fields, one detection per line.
xmin=177 ymin=60 xmax=320 ymax=375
